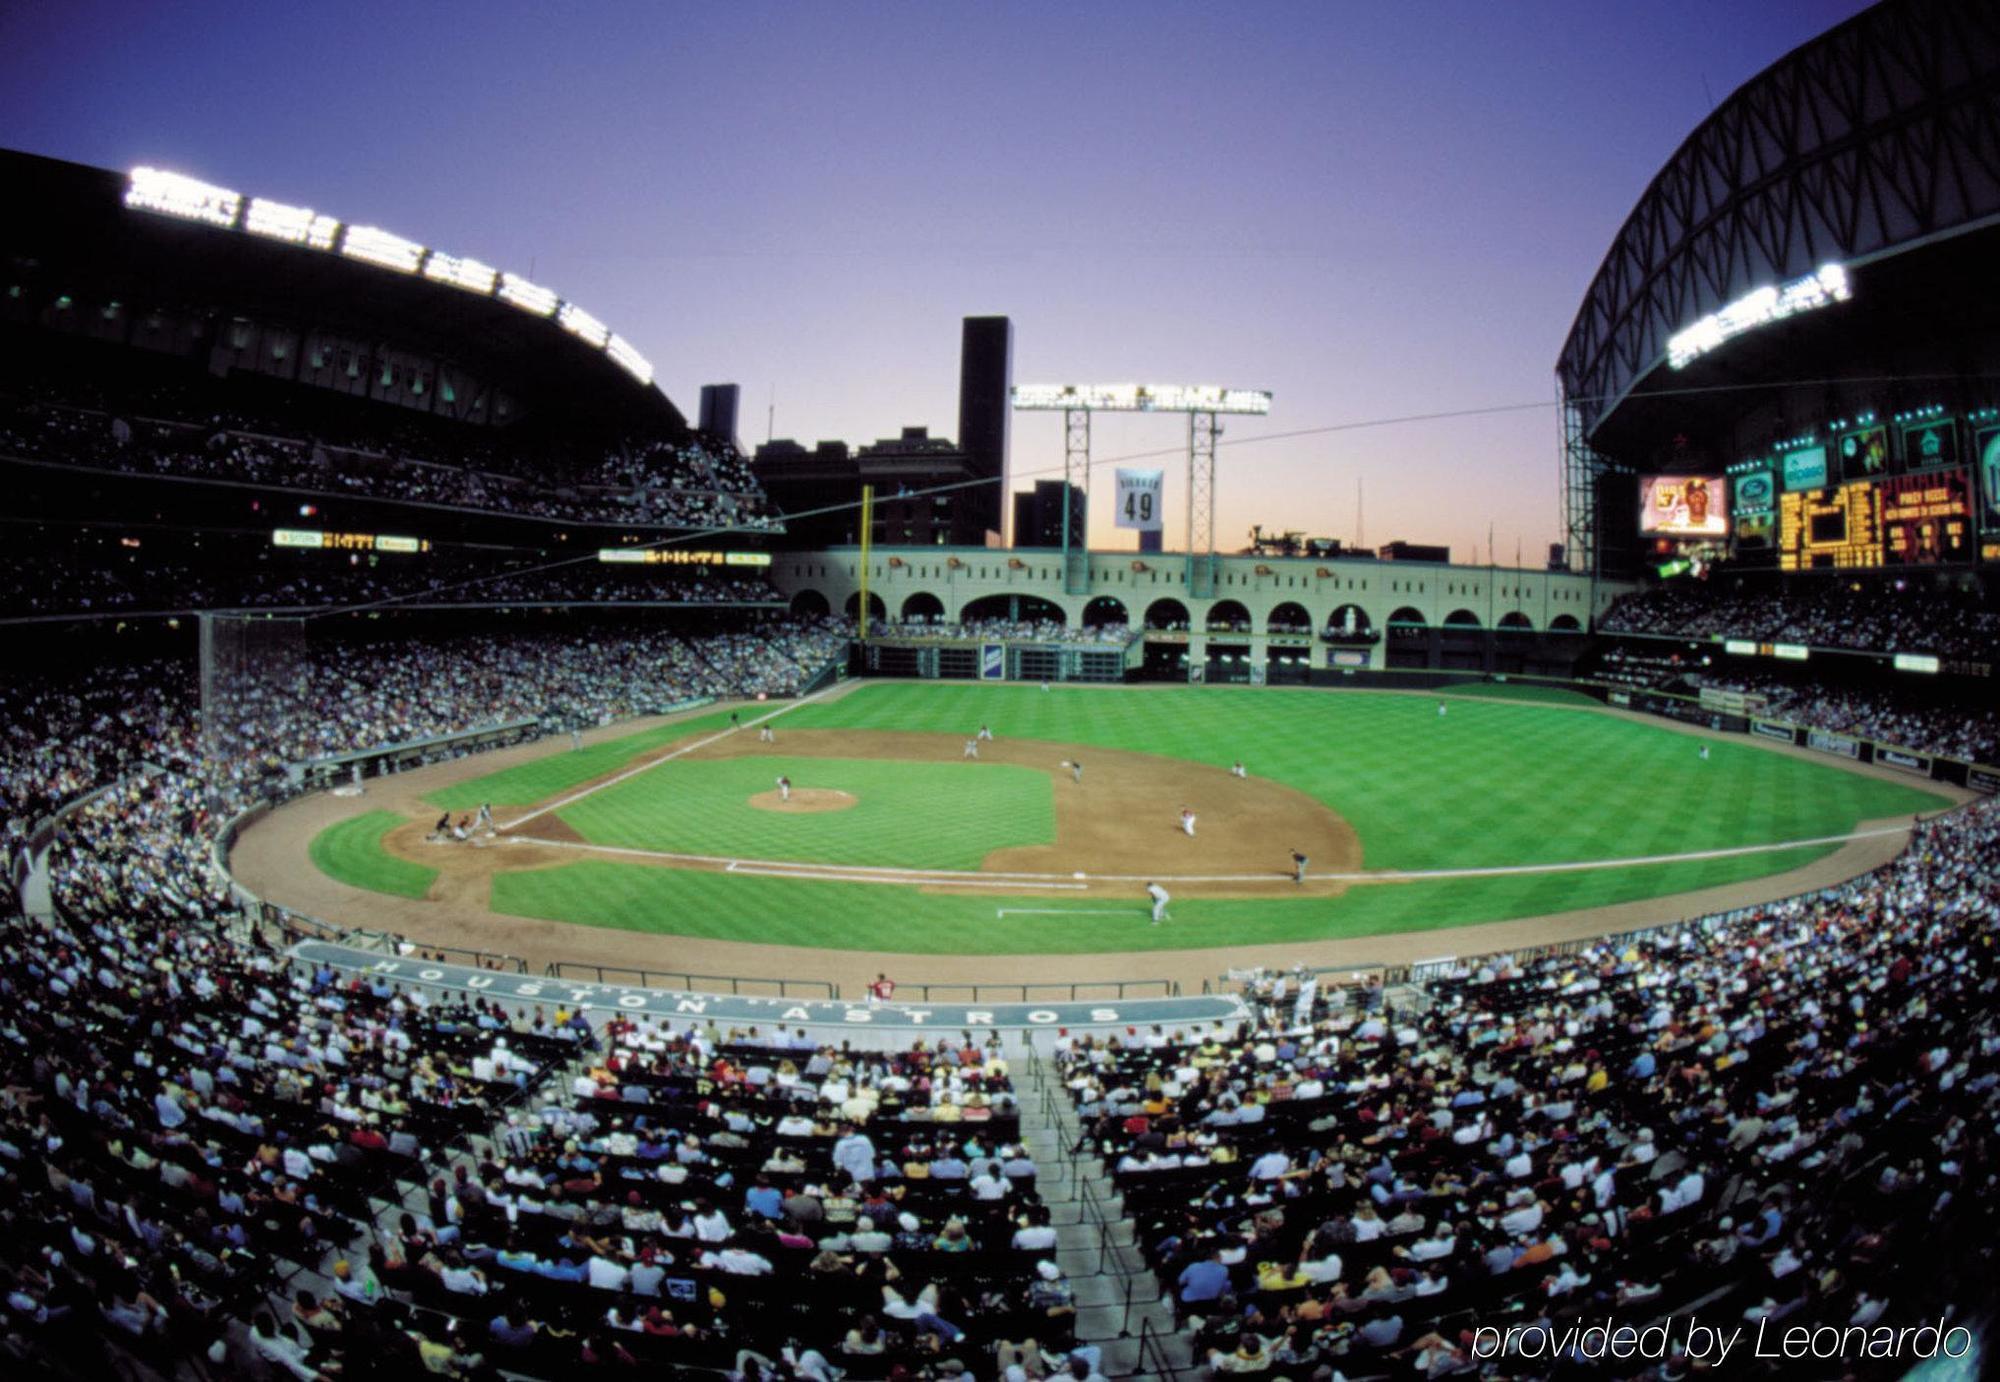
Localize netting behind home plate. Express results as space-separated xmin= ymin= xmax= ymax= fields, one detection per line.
xmin=199 ymin=612 xmax=308 ymax=761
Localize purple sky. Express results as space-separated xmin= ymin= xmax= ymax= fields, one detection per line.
xmin=0 ymin=1 xmax=1871 ymax=564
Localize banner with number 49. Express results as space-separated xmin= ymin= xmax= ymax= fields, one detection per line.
xmin=1114 ymin=468 xmax=1163 ymax=531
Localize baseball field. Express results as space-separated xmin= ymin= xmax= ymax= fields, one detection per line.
xmin=295 ymin=680 xmax=1949 ymax=956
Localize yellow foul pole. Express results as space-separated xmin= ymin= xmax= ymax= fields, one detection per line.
xmin=857 ymin=484 xmax=874 ymax=642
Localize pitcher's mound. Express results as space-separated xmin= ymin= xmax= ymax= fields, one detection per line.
xmin=750 ymin=788 xmax=857 ymax=814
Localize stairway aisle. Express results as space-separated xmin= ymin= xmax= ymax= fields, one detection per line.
xmin=1014 ymin=1044 xmax=1193 ymax=1380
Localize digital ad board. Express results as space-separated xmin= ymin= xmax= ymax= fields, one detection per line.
xmin=1901 ymin=417 xmax=1959 ymax=471
xmin=1880 ymin=469 xmax=1973 ymax=565
xmin=1979 ymin=425 xmax=2000 ymax=547
xmin=1780 ymin=445 xmax=1830 ymax=492
xmin=1837 ymin=425 xmax=1889 ymax=481
xmin=1638 ymin=473 xmax=1727 ymax=537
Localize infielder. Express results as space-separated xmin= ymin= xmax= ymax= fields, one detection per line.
xmin=963 ymin=738 xmax=979 ymax=759
xmin=1231 ymin=761 xmax=1247 ymax=779
xmin=776 ymin=774 xmax=792 ymax=802
xmin=1180 ymin=807 xmax=1197 ymax=838
xmin=1291 ymin=849 xmax=1308 ymax=884
xmin=1068 ymin=760 xmax=1083 ymax=784
xmin=977 ymin=725 xmax=993 ymax=742
xmin=1146 ymin=881 xmax=1170 ymax=924
xmin=759 ymin=724 xmax=776 ymax=743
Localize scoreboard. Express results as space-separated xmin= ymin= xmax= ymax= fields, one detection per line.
xmin=1779 ymin=482 xmax=1882 ymax=569
xmin=1881 ymin=470 xmax=1973 ymax=564
xmin=1776 ymin=469 xmax=1973 ymax=569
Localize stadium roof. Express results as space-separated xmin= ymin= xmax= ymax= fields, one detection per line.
xmin=1555 ymin=0 xmax=2000 ymax=444
xmin=0 ymin=149 xmax=686 ymax=434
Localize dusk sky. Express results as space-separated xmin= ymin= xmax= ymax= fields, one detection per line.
xmin=0 ymin=1 xmax=1872 ymax=565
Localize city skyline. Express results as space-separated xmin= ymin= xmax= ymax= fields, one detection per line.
xmin=0 ymin=0 xmax=1873 ymax=565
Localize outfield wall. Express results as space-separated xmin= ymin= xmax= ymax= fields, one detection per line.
xmin=774 ymin=545 xmax=1626 ymax=674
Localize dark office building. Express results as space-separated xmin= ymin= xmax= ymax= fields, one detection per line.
xmin=697 ymin=384 xmax=740 ymax=447
xmin=857 ymin=427 xmax=985 ymax=547
xmin=1011 ymin=480 xmax=1086 ymax=549
xmin=1377 ymin=540 xmax=1451 ymax=564
xmin=956 ymin=316 xmax=1012 ymax=544
xmin=751 ymin=439 xmax=859 ymax=546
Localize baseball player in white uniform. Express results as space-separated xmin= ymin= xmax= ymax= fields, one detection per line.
xmin=776 ymin=775 xmax=791 ymax=802
xmin=977 ymin=725 xmax=993 ymax=742
xmin=1230 ymin=761 xmax=1247 ymax=778
xmin=963 ymin=738 xmax=979 ymax=759
xmin=760 ymin=724 xmax=776 ymax=743
xmin=1180 ymin=807 xmax=1197 ymax=838
xmin=1146 ymin=882 xmax=1170 ymax=924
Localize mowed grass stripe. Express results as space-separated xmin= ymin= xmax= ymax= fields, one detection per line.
xmin=308 ymin=811 xmax=437 ymax=900
xmin=555 ymin=758 xmax=1054 ymax=869
xmin=426 ymin=711 xmax=736 ymax=811
xmin=488 ymin=838 xmax=1847 ymax=955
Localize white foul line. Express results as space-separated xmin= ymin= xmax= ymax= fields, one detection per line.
xmin=997 ymin=907 xmax=1139 ymax=918
xmin=502 ymin=822 xmax=1911 ymax=891
xmin=499 ymin=684 xmax=842 ymax=831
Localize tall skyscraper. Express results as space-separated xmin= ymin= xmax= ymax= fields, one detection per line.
xmin=956 ymin=316 xmax=1012 ymax=544
xmin=698 ymin=383 xmax=741 ymax=448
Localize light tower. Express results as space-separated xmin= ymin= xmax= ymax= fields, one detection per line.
xmin=1010 ymin=384 xmax=1272 ymax=597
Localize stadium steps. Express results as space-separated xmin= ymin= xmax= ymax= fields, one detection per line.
xmin=1017 ymin=1048 xmax=1190 ymax=1374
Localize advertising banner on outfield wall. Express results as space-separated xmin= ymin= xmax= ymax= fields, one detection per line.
xmin=1876 ymin=746 xmax=1932 ymax=775
xmin=1807 ymin=728 xmax=1861 ymax=760
xmin=1751 ymin=719 xmax=1797 ymax=743
xmin=1970 ymin=767 xmax=2000 ymax=794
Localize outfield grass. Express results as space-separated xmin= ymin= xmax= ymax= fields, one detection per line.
xmin=307 ymin=810 xmax=437 ymax=900
xmin=355 ymin=682 xmax=1949 ymax=951
xmin=1437 ymin=682 xmax=1601 ymax=706
xmin=556 ymin=757 xmax=1053 ymax=869
xmin=425 ymin=710 xmax=736 ymax=811
xmin=774 ymin=684 xmax=1942 ymax=871
xmin=489 ymin=837 xmax=1845 ymax=955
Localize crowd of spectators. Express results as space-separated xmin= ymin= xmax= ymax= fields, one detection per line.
xmin=0 ymin=550 xmax=782 ymax=620
xmin=1059 ymin=798 xmax=2000 ymax=1376
xmin=1580 ymin=647 xmax=2000 ymax=765
xmin=1687 ymin=673 xmax=2000 ymax=766
xmin=1600 ymin=580 xmax=2000 ymax=660
xmin=0 ymin=391 xmax=778 ymax=531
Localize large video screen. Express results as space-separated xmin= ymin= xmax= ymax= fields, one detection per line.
xmin=1639 ymin=473 xmax=1727 ymax=537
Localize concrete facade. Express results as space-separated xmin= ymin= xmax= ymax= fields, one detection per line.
xmin=771 ymin=546 xmax=1628 ymax=671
